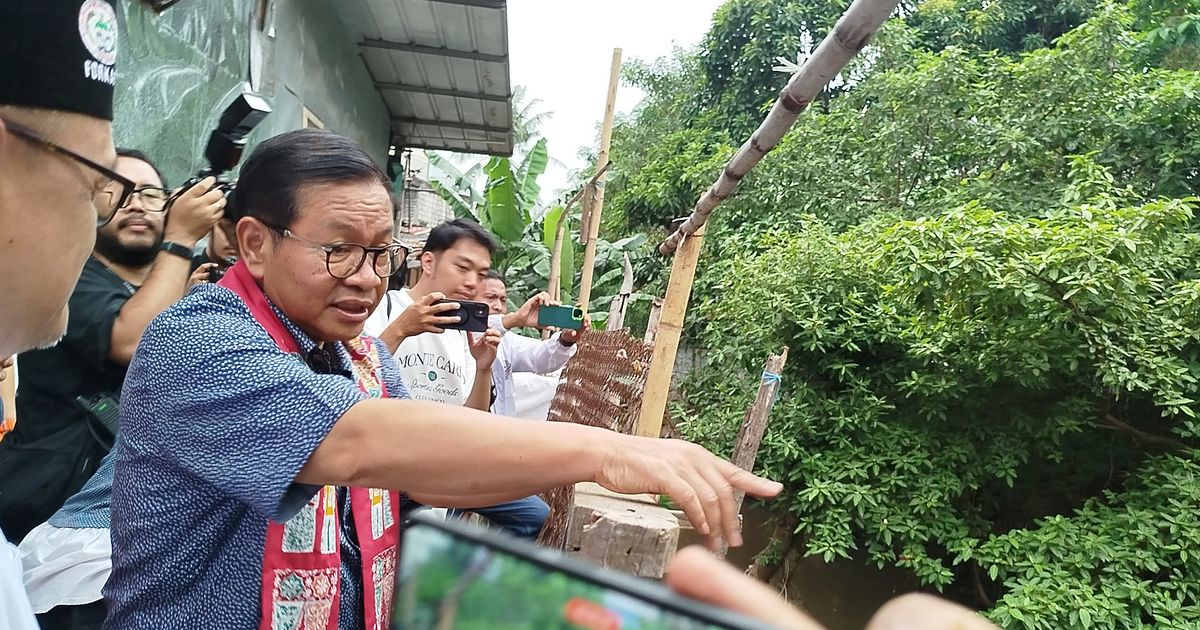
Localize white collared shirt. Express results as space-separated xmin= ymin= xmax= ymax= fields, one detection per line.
xmin=2 ymin=526 xmax=40 ymax=629
xmin=488 ymin=315 xmax=577 ymax=417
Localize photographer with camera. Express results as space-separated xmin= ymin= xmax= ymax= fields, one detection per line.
xmin=190 ymin=215 xmax=239 ymax=283
xmin=0 ymin=149 xmax=225 ymax=548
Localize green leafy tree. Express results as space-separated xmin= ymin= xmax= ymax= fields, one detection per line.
xmin=588 ymin=1 xmax=1200 ymax=626
xmin=677 ymin=185 xmax=1200 ymax=627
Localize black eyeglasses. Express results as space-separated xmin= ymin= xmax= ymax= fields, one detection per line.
xmin=263 ymin=222 xmax=410 ymax=280
xmin=121 ymin=186 xmax=170 ymax=211
xmin=1 ymin=118 xmax=134 ymax=227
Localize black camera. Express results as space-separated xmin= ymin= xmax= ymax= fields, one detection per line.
xmin=176 ymin=91 xmax=272 ymax=216
xmin=205 ymin=257 xmax=237 ymax=284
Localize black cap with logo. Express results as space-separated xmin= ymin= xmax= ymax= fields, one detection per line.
xmin=0 ymin=0 xmax=119 ymax=121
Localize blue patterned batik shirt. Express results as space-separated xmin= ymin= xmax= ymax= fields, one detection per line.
xmin=103 ymin=284 xmax=410 ymax=629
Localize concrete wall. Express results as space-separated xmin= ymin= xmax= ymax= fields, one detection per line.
xmin=112 ymin=0 xmax=389 ymax=186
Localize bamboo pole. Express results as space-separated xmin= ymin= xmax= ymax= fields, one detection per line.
xmin=659 ymin=0 xmax=899 ymax=255
xmin=717 ymin=348 xmax=789 ymax=559
xmin=546 ymin=162 xmax=613 ymax=301
xmin=635 ymin=225 xmax=705 ymax=438
xmin=577 ymin=48 xmax=622 ymax=312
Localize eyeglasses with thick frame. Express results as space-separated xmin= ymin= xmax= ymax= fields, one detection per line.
xmin=262 ymin=222 xmax=410 ymax=280
xmin=0 ymin=117 xmax=135 ymax=227
xmin=120 ymin=186 xmax=171 ymax=211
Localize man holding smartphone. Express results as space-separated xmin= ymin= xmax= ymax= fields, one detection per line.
xmin=365 ymin=222 xmax=552 ymax=538
xmin=477 ymin=271 xmax=583 ymax=418
xmin=364 ymin=218 xmax=500 ymax=410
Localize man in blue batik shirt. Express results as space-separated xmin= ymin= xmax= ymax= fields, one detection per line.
xmin=104 ymin=128 xmax=781 ymax=629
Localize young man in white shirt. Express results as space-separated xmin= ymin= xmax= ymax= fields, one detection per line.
xmin=365 ymin=220 xmax=556 ymax=538
xmin=364 ymin=218 xmax=500 ymax=409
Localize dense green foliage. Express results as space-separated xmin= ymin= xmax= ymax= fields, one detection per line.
xmin=594 ymin=0 xmax=1200 ymax=626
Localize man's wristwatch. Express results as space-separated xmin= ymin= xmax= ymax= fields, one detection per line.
xmin=160 ymin=241 xmax=194 ymax=261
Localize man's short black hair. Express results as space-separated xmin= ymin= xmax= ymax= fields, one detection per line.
xmin=484 ymin=270 xmax=505 ymax=283
xmin=423 ymin=218 xmax=498 ymax=255
xmin=235 ymin=128 xmax=392 ymax=228
xmin=116 ymin=148 xmax=167 ymax=188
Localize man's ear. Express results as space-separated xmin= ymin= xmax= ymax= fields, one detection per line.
xmin=237 ymin=218 xmax=273 ymax=281
xmin=420 ymin=251 xmax=435 ymax=275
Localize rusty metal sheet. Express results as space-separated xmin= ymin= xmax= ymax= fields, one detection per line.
xmin=537 ymin=329 xmax=654 ymax=549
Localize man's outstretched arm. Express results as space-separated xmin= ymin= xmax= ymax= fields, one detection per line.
xmin=297 ymin=398 xmax=781 ymax=550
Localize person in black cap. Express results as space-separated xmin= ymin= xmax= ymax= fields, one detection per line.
xmin=0 ymin=1 xmax=121 ymax=629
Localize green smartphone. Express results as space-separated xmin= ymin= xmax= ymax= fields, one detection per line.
xmin=538 ymin=304 xmax=584 ymax=330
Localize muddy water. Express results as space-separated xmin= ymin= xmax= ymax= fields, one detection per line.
xmin=679 ymin=506 xmax=920 ymax=630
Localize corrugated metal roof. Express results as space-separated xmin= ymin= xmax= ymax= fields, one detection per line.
xmin=335 ymin=0 xmax=514 ymax=156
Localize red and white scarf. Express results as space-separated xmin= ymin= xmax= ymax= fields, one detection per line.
xmin=220 ymin=261 xmax=401 ymax=630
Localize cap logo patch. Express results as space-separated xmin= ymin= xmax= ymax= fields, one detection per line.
xmin=78 ymin=0 xmax=118 ymax=66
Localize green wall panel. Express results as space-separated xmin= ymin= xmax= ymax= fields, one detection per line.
xmin=113 ymin=0 xmax=390 ymax=187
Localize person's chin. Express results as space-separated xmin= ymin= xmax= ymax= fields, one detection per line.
xmin=26 ymin=305 xmax=69 ymax=351
xmin=317 ymin=318 xmax=367 ymax=344
xmin=122 ymin=235 xmax=161 ymax=251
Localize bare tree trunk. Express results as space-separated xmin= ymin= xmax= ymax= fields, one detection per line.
xmin=660 ymin=0 xmax=900 ymax=255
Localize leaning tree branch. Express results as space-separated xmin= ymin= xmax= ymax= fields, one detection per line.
xmin=1099 ymin=413 xmax=1189 ymax=451
xmin=659 ymin=0 xmax=901 ymax=255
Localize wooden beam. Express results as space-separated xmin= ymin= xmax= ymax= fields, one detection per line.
xmin=392 ymin=139 xmax=512 ymax=158
xmin=636 ymin=225 xmax=705 ymax=438
xmin=577 ymin=48 xmax=622 ymax=313
xmin=427 ymin=0 xmax=505 ymax=9
xmin=606 ymin=253 xmax=635 ymax=330
xmin=718 ymin=348 xmax=789 ymax=558
xmin=360 ymin=40 xmax=507 ymax=64
xmin=376 ymin=82 xmax=510 ymax=103
xmin=546 ymin=161 xmax=613 ymax=311
xmin=393 ymin=117 xmax=510 ymax=135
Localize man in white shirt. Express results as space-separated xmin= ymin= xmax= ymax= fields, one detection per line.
xmin=478 ymin=270 xmax=584 ymax=417
xmin=0 ymin=2 xmax=123 ymax=627
xmin=364 ymin=221 xmax=554 ymax=538
xmin=364 ymin=219 xmax=500 ymax=410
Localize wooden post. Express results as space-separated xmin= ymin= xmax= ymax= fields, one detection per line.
xmin=635 ymin=225 xmax=705 ymax=438
xmin=577 ymin=48 xmax=622 ymax=313
xmin=718 ymin=348 xmax=789 ymax=558
xmin=606 ymin=253 xmax=635 ymax=330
